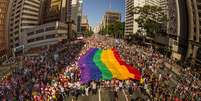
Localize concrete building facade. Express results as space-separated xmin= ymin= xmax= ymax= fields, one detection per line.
xmin=0 ymin=0 xmax=10 ymax=57
xmin=167 ymin=0 xmax=182 ymax=60
xmin=80 ymin=15 xmax=89 ymax=32
xmin=125 ymin=0 xmax=168 ymax=36
xmin=167 ymin=0 xmax=201 ymax=66
xmin=101 ymin=11 xmax=121 ymax=30
xmin=40 ymin=0 xmax=75 ymax=39
xmin=125 ymin=0 xmax=146 ymax=36
xmin=71 ymin=0 xmax=83 ymax=32
xmin=8 ymin=0 xmax=41 ymax=49
xmin=93 ymin=24 xmax=101 ymax=34
xmin=185 ymin=0 xmax=201 ymax=66
xmin=23 ymin=21 xmax=68 ymax=51
xmin=145 ymin=0 xmax=165 ymax=6
xmin=41 ymin=0 xmax=72 ymax=23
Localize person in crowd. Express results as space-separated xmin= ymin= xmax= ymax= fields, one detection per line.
xmin=0 ymin=34 xmax=200 ymax=101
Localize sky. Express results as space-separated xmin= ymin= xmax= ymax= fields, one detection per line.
xmin=83 ymin=0 xmax=125 ymax=27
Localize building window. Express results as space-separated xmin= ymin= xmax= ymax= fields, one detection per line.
xmin=22 ymin=18 xmax=37 ymax=21
xmin=35 ymin=37 xmax=44 ymax=41
xmin=11 ymin=45 xmax=14 ymax=48
xmin=197 ymin=5 xmax=201 ymax=10
xmin=21 ymin=23 xmax=36 ymax=26
xmin=58 ymin=26 xmax=67 ymax=30
xmin=10 ymin=33 xmax=13 ymax=37
xmin=196 ymin=48 xmax=201 ymax=61
xmin=46 ymin=34 xmax=55 ymax=39
xmin=36 ymin=29 xmax=44 ymax=34
xmin=14 ymin=31 xmax=18 ymax=35
xmin=27 ymin=39 xmax=35 ymax=43
xmin=14 ymin=37 xmax=19 ymax=41
xmin=45 ymin=26 xmax=55 ymax=31
xmin=15 ymin=43 xmax=19 ymax=47
xmin=27 ymin=31 xmax=35 ymax=36
xmin=10 ymin=39 xmax=13 ymax=43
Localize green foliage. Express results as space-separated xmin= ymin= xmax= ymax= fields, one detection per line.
xmin=85 ymin=30 xmax=94 ymax=37
xmin=100 ymin=22 xmax=125 ymax=38
xmin=134 ymin=5 xmax=168 ymax=38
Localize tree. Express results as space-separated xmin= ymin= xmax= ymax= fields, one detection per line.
xmin=84 ymin=30 xmax=94 ymax=37
xmin=100 ymin=21 xmax=125 ymax=38
xmin=134 ymin=5 xmax=167 ymax=38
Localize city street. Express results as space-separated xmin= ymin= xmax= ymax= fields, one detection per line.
xmin=1 ymin=0 xmax=201 ymax=100
xmin=1 ymin=34 xmax=200 ymax=101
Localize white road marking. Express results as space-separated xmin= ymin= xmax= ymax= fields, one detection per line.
xmin=123 ymin=89 xmax=129 ymax=101
xmin=99 ymin=87 xmax=102 ymax=101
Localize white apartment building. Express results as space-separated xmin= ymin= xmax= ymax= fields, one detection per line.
xmin=125 ymin=0 xmax=168 ymax=36
xmin=145 ymin=0 xmax=162 ymax=6
xmin=125 ymin=0 xmax=146 ymax=35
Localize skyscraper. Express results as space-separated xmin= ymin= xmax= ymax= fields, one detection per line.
xmin=125 ymin=0 xmax=146 ymax=36
xmin=40 ymin=0 xmax=75 ymax=38
xmin=0 ymin=0 xmax=10 ymax=56
xmin=145 ymin=0 xmax=168 ymax=15
xmin=8 ymin=0 xmax=41 ymax=48
xmin=185 ymin=0 xmax=201 ymax=66
xmin=21 ymin=0 xmax=74 ymax=52
xmin=145 ymin=0 xmax=164 ymax=6
xmin=71 ymin=0 xmax=83 ymax=32
xmin=41 ymin=0 xmax=72 ymax=24
xmin=124 ymin=0 xmax=187 ymax=61
xmin=80 ymin=15 xmax=89 ymax=32
xmin=167 ymin=0 xmax=184 ymax=60
xmin=102 ymin=11 xmax=121 ymax=30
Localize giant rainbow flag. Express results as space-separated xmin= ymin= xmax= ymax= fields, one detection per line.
xmin=78 ymin=48 xmax=141 ymax=83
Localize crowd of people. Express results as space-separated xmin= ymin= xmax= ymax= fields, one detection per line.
xmin=116 ymin=37 xmax=201 ymax=100
xmin=0 ymin=34 xmax=200 ymax=101
xmin=83 ymin=34 xmax=201 ymax=100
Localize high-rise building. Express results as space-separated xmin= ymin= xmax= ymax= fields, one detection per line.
xmin=41 ymin=0 xmax=72 ymax=23
xmin=0 ymin=0 xmax=10 ymax=57
xmin=8 ymin=0 xmax=41 ymax=49
xmin=22 ymin=21 xmax=69 ymax=52
xmin=166 ymin=0 xmax=201 ymax=66
xmin=101 ymin=10 xmax=121 ymax=30
xmin=40 ymin=0 xmax=75 ymax=38
xmin=71 ymin=0 xmax=83 ymax=32
xmin=166 ymin=0 xmax=184 ymax=60
xmin=71 ymin=0 xmax=79 ymax=31
xmin=185 ymin=0 xmax=201 ymax=66
xmin=145 ymin=0 xmax=168 ymax=15
xmin=80 ymin=15 xmax=89 ymax=32
xmin=125 ymin=0 xmax=169 ymax=36
xmin=145 ymin=0 xmax=170 ymax=48
xmin=20 ymin=0 xmax=75 ymax=51
xmin=77 ymin=0 xmax=83 ymax=32
xmin=125 ymin=0 xmax=146 ymax=36
xmin=93 ymin=24 xmax=101 ymax=34
xmin=124 ymin=0 xmax=186 ymax=60
xmin=145 ymin=0 xmax=163 ymax=6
